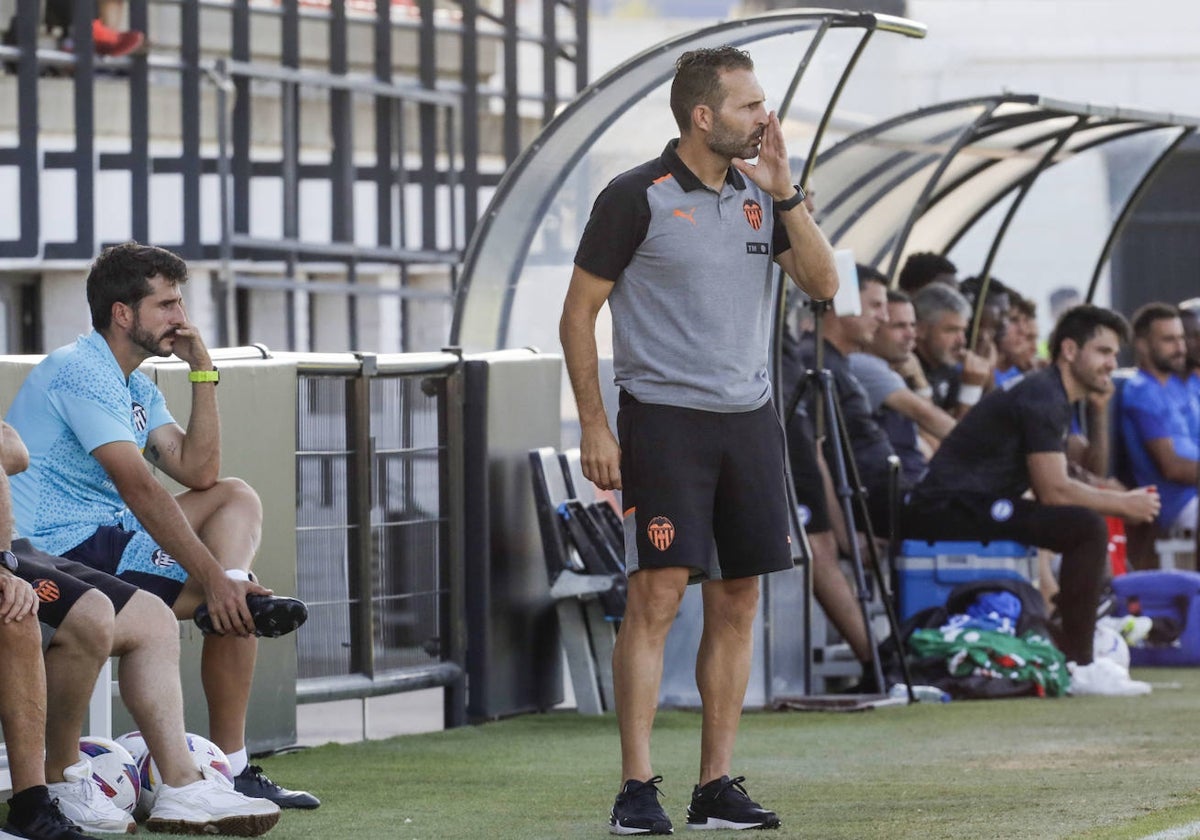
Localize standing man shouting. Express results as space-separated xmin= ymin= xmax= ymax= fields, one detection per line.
xmin=560 ymin=47 xmax=838 ymax=835
xmin=5 ymin=243 xmax=318 ymax=810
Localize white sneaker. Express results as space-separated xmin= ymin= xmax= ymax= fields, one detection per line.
xmin=1097 ymin=614 xmax=1154 ymax=648
xmin=48 ymin=759 xmax=136 ymax=834
xmin=1068 ymin=658 xmax=1152 ymax=697
xmin=145 ymin=768 xmax=281 ymax=837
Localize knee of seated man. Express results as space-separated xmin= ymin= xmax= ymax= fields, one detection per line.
xmin=216 ymin=476 xmax=263 ymax=514
xmin=116 ymin=591 xmax=181 ymax=645
xmin=57 ymin=589 xmax=116 ymax=659
xmin=0 ymin=609 xmax=43 ymax=648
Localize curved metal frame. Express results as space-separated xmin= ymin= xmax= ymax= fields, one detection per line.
xmin=812 ymin=93 xmax=1200 ymax=336
xmin=1087 ymin=128 xmax=1196 ymax=303
xmin=449 ymin=8 xmax=927 ymax=350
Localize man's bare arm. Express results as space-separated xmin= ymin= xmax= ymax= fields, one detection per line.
xmin=1027 ymin=451 xmax=1159 ymax=522
xmin=882 ymin=388 xmax=956 ymax=440
xmin=92 ymin=440 xmax=256 ymax=635
xmin=560 ymin=266 xmax=621 ymax=491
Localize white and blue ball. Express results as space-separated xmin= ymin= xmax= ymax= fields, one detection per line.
xmin=136 ymin=733 xmax=235 ymax=818
xmin=78 ymin=736 xmax=140 ymax=816
xmin=1094 ymin=624 xmax=1131 ymax=670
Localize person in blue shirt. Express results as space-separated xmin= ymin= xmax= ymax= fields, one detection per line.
xmin=4 ymin=243 xmax=318 ymax=810
xmin=1119 ymin=302 xmax=1199 ymax=534
xmin=1180 ymin=298 xmax=1200 ymax=435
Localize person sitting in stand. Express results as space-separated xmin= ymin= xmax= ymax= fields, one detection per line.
xmin=92 ymin=0 xmax=144 ymax=57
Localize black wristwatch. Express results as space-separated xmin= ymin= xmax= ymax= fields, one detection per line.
xmin=0 ymin=550 xmax=17 ymax=573
xmin=775 ymin=185 xmax=807 ymax=212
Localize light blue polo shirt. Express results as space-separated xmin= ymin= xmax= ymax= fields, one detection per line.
xmin=1119 ymin=369 xmax=1198 ymax=528
xmin=6 ymin=331 xmax=175 ymax=556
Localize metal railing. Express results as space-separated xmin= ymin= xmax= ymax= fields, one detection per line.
xmin=0 ymin=0 xmax=589 ymax=353
xmin=291 ymin=350 xmax=467 ymax=728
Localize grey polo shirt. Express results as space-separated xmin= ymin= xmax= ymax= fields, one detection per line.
xmin=574 ymin=140 xmax=792 ymax=413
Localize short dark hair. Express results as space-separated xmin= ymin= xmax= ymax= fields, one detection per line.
xmin=670 ymin=46 xmax=755 ymax=134
xmin=855 ymin=263 xmax=889 ymax=291
xmin=87 ymin=242 xmax=189 ymax=331
xmin=898 ymin=251 xmax=956 ymax=294
xmin=958 ymin=274 xmax=1013 ymax=310
xmin=1049 ymin=304 xmax=1130 ymax=361
xmin=886 ymin=288 xmax=912 ymax=305
xmin=1131 ymin=301 xmax=1181 ymax=340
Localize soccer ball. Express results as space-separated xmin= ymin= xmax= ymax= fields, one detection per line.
xmin=78 ymin=736 xmax=140 ymax=816
xmin=114 ymin=731 xmax=148 ymax=766
xmin=1094 ymin=624 xmax=1131 ymax=670
xmin=136 ymin=733 xmax=235 ymax=817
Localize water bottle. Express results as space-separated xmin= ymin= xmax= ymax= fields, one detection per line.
xmin=888 ymin=683 xmax=951 ymax=703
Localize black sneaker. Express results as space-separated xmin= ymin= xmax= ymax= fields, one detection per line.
xmin=686 ymin=775 xmax=780 ymax=831
xmin=233 ymin=765 xmax=320 ymax=810
xmin=609 ymin=775 xmax=672 ymax=835
xmin=3 ymin=795 xmax=101 ymax=840
xmin=194 ymin=594 xmax=308 ymax=638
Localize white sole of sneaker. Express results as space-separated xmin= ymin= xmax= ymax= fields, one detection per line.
xmin=610 ymin=820 xmax=673 ymax=835
xmin=144 ymin=811 xmax=281 ymax=837
xmin=686 ymin=816 xmax=780 ymax=830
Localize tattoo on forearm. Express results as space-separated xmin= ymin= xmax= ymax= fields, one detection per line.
xmin=147 ymin=444 xmax=160 ymax=462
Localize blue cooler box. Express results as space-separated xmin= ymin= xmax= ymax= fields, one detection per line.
xmin=1112 ymin=570 xmax=1200 ymax=666
xmin=896 ymin=540 xmax=1036 ymax=620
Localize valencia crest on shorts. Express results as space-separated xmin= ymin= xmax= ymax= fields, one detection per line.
xmin=647 ymin=516 xmax=675 ymax=551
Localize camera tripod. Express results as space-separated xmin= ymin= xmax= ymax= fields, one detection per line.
xmin=783 ymin=301 xmax=916 ymax=702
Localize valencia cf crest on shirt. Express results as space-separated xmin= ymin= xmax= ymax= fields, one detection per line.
xmin=743 ymin=199 xmax=763 ymax=231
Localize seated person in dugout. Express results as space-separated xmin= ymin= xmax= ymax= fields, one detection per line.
xmin=784 ymin=405 xmax=879 ymax=693
xmin=1119 ymin=302 xmax=1199 ymax=535
xmin=2 ymin=420 xmax=279 ymax=837
xmin=849 ymin=285 xmax=956 ymax=488
xmin=912 ymin=282 xmax=989 ymax=417
xmin=782 ymin=264 xmax=905 ymax=538
xmin=903 ymin=304 xmax=1161 ymax=696
xmin=3 ymin=243 xmax=317 ymax=810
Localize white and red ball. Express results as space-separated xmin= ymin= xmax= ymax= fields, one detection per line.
xmin=78 ymin=736 xmax=140 ymax=815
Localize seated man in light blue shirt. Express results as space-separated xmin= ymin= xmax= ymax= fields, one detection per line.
xmin=5 ymin=243 xmax=318 ymax=810
xmin=1119 ymin=302 xmax=1199 ymax=533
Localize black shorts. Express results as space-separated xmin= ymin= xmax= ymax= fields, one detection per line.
xmin=11 ymin=538 xmax=139 ymax=630
xmin=617 ymin=392 xmax=793 ymax=582
xmin=785 ymin=409 xmax=831 ymax=534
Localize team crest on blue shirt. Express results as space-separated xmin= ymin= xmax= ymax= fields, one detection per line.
xmin=131 ymin=402 xmax=148 ymax=432
xmin=990 ymin=499 xmax=1014 ymax=522
xmin=151 ymin=548 xmax=177 ymax=568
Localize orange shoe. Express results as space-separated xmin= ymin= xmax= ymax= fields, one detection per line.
xmin=92 ymin=18 xmax=144 ymax=57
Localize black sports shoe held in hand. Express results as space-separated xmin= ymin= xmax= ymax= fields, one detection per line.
xmin=193 ymin=594 xmax=308 ymax=638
